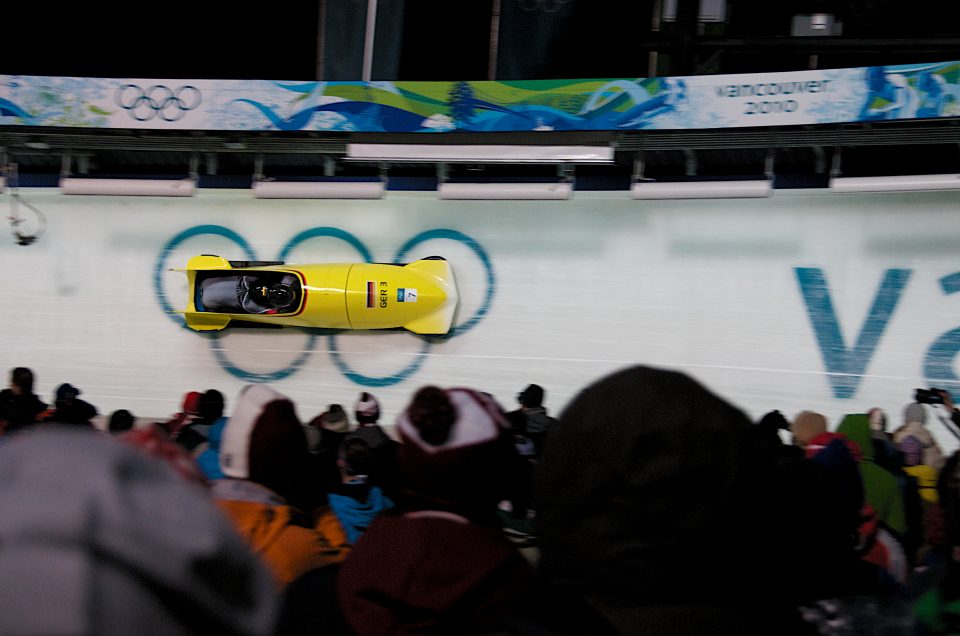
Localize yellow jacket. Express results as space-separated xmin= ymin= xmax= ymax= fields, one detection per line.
xmin=904 ymin=464 xmax=939 ymax=505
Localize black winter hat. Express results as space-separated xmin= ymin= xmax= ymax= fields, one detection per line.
xmin=535 ymin=366 xmax=764 ymax=601
xmin=518 ymin=384 xmax=544 ymax=408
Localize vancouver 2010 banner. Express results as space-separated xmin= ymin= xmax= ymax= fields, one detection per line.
xmin=0 ymin=61 xmax=957 ymax=132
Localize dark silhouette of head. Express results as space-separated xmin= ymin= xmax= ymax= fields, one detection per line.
xmin=10 ymin=367 xmax=34 ymax=395
xmin=408 ymin=386 xmax=457 ymax=445
xmin=518 ymin=384 xmax=544 ymax=409
xmin=108 ymin=410 xmax=136 ymax=434
xmin=340 ymin=436 xmax=373 ymax=477
xmin=198 ymin=389 xmax=225 ymax=423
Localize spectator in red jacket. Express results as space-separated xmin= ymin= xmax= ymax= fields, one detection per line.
xmin=337 ymin=386 xmax=532 ymax=634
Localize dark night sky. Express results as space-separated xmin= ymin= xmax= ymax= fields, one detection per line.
xmin=1 ymin=7 xmax=325 ymax=80
xmin=3 ymin=2 xmax=960 ymax=81
xmin=1 ymin=4 xmax=489 ymax=81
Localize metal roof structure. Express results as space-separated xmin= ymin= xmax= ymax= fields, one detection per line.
xmin=2 ymin=1 xmax=958 ymax=188
xmin=2 ymin=117 xmax=957 ymax=189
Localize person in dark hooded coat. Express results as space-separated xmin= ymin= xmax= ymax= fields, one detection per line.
xmin=524 ymin=365 xmax=876 ymax=635
xmin=42 ymin=383 xmax=97 ymax=427
xmin=0 ymin=367 xmax=46 ymax=433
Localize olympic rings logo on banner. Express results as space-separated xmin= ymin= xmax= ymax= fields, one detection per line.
xmin=153 ymin=225 xmax=495 ymax=387
xmin=115 ymin=84 xmax=202 ymax=122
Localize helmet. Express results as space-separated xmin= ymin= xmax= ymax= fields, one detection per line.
xmin=266 ymin=283 xmax=294 ymax=309
xmin=249 ymin=282 xmax=271 ymax=306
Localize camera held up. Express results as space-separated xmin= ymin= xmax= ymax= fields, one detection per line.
xmin=915 ymin=388 xmax=946 ymax=405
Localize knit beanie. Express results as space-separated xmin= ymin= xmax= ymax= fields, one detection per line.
xmin=55 ymin=383 xmax=81 ymax=401
xmin=518 ymin=384 xmax=544 ymax=408
xmin=535 ymin=366 xmax=764 ymax=603
xmin=354 ymin=392 xmax=380 ymax=426
xmin=396 ymin=386 xmax=513 ymax=513
xmin=319 ymin=404 xmax=349 ymax=433
xmin=220 ymin=385 xmax=307 ymax=501
xmin=182 ymin=391 xmax=202 ymax=416
xmin=164 ymin=391 xmax=202 ymax=439
xmin=904 ymin=402 xmax=927 ymax=426
xmin=108 ymin=409 xmax=135 ymax=435
xmin=791 ymin=411 xmax=828 ymax=447
xmin=197 ymin=389 xmax=225 ymax=423
xmin=0 ymin=428 xmax=278 ymax=634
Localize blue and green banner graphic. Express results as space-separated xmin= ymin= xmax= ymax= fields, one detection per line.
xmin=1 ymin=61 xmax=958 ymax=132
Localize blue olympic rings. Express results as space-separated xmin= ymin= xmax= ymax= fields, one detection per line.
xmin=115 ymin=84 xmax=202 ymax=122
xmin=153 ymin=225 xmax=310 ymax=383
xmin=154 ymin=225 xmax=495 ymax=387
xmin=395 ymin=229 xmax=495 ymax=336
xmin=153 ymin=224 xmax=255 ymax=317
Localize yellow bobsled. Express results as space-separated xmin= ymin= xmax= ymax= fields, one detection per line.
xmin=179 ymin=254 xmax=458 ymax=335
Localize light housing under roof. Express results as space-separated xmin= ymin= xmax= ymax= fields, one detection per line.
xmin=438 ymin=182 xmax=573 ymax=200
xmin=60 ymin=177 xmax=196 ymax=197
xmin=630 ymin=179 xmax=772 ymax=199
xmin=252 ymin=180 xmax=385 ymax=199
xmin=347 ymin=144 xmax=613 ymax=164
xmin=829 ymin=174 xmax=960 ymax=193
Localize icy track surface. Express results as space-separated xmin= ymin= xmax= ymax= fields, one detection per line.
xmin=2 ymin=189 xmax=959 ymax=451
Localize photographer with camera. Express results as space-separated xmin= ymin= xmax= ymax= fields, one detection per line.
xmin=930 ymin=388 xmax=960 ymax=431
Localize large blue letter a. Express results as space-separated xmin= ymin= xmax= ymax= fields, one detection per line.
xmin=795 ymin=268 xmax=911 ymax=399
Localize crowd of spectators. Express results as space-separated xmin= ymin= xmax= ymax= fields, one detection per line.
xmin=2 ymin=363 xmax=960 ymax=634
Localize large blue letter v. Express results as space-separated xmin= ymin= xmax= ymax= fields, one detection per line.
xmin=795 ymin=268 xmax=911 ymax=399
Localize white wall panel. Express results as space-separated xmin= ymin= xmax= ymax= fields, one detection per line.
xmin=1 ymin=189 xmax=958 ymax=451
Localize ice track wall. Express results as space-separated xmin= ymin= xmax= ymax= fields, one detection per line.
xmin=2 ymin=189 xmax=959 ymax=451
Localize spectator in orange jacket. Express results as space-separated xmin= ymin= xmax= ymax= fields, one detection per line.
xmin=213 ymin=384 xmax=349 ymax=586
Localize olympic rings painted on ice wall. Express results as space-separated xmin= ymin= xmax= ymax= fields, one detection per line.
xmin=153 ymin=225 xmax=495 ymax=386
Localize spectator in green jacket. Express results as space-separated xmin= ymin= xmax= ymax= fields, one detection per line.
xmin=837 ymin=413 xmax=907 ymax=538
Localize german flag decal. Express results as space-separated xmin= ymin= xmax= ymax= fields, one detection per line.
xmin=366 ymin=281 xmax=376 ymax=308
